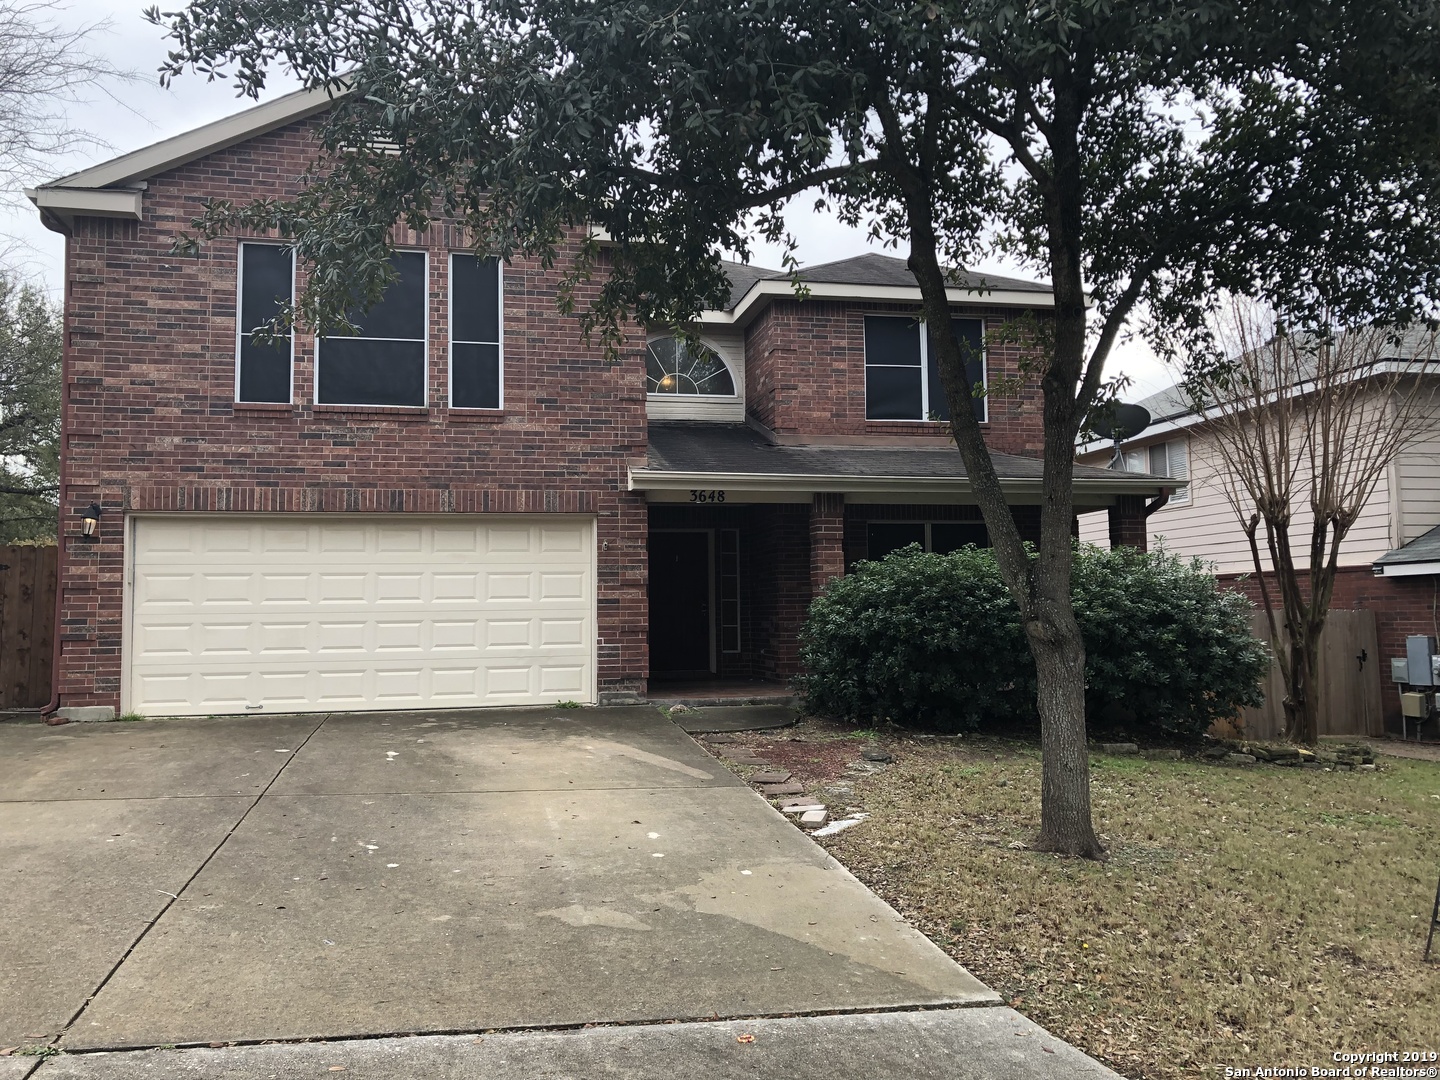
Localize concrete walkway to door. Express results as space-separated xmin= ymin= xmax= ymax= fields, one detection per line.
xmin=0 ymin=706 xmax=1118 ymax=1077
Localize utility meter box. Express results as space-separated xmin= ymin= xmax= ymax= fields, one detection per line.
xmin=1392 ymin=658 xmax=1411 ymax=683
xmin=1406 ymin=635 xmax=1439 ymax=686
xmin=1402 ymin=691 xmax=1430 ymax=718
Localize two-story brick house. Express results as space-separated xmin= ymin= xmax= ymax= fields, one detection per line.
xmin=29 ymin=86 xmax=1170 ymax=720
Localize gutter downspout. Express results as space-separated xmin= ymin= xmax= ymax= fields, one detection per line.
xmin=1144 ymin=491 xmax=1171 ymax=518
xmin=39 ymin=233 xmax=71 ymax=725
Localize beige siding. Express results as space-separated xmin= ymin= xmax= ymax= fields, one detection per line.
xmin=1394 ymin=400 xmax=1440 ymax=544
xmin=1078 ymin=427 xmax=1394 ymax=573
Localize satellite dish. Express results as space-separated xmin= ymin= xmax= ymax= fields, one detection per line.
xmin=1088 ymin=402 xmax=1151 ymax=442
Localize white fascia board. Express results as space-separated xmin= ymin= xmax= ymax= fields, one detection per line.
xmin=628 ymin=467 xmax=1174 ymax=498
xmin=36 ymin=84 xmax=343 ymax=193
xmin=694 ymin=280 xmax=1054 ymax=328
xmin=27 ymin=187 xmax=143 ymax=221
xmin=1374 ymin=560 xmax=1440 ymax=577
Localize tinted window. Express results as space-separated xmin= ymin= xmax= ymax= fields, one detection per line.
xmin=927 ymin=317 xmax=986 ymax=422
xmin=317 ymin=251 xmax=427 ymax=406
xmin=931 ymin=522 xmax=990 ymax=553
xmin=237 ymin=243 xmax=293 ymax=403
xmin=867 ymin=523 xmax=927 ymax=559
xmin=450 ymin=254 xmax=503 ymax=408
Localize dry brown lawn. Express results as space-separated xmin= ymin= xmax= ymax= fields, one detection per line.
xmin=705 ymin=722 xmax=1440 ymax=1079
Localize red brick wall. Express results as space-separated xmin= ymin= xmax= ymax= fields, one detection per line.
xmin=1219 ymin=566 xmax=1439 ymax=729
xmin=57 ymin=116 xmax=652 ymax=711
xmin=742 ymin=298 xmax=1044 ymax=453
xmin=54 ymin=113 xmax=1057 ymax=712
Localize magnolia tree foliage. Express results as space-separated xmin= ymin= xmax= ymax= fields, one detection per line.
xmin=144 ymin=0 xmax=1440 ymax=857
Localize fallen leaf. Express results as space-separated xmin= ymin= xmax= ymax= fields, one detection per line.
xmin=329 ymin=1067 xmax=347 ymax=1072
xmin=737 ymin=1033 xmax=755 ymax=1044
xmin=0 ymin=1048 xmax=16 ymax=1057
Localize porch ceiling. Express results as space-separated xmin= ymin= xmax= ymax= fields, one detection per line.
xmin=633 ymin=423 xmax=1176 ymax=504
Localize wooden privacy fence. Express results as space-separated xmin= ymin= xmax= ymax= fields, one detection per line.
xmin=0 ymin=545 xmax=57 ymax=710
xmin=1233 ymin=609 xmax=1383 ymax=740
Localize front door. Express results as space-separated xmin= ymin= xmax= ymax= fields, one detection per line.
xmin=649 ymin=531 xmax=712 ymax=675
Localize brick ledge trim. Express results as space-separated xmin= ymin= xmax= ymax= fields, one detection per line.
xmin=123 ymin=486 xmax=600 ymax=514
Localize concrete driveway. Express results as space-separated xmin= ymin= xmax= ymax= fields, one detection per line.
xmin=2 ymin=706 xmax=995 ymax=1049
xmin=1 ymin=706 xmax=1122 ymax=1078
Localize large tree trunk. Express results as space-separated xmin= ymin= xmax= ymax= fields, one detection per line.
xmin=899 ymin=123 xmax=1104 ymax=858
xmin=1030 ymin=618 xmax=1099 ymax=853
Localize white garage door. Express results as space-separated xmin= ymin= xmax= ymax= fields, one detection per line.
xmin=126 ymin=515 xmax=595 ymax=717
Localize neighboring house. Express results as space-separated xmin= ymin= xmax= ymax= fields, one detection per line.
xmin=29 ymin=86 xmax=1168 ymax=720
xmin=1076 ymin=358 xmax=1440 ymax=729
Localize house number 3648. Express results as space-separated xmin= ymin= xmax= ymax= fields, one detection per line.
xmin=688 ymin=490 xmax=726 ymax=503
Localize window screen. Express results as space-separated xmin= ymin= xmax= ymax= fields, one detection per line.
xmin=927 ymin=318 xmax=987 ymax=422
xmin=930 ymin=522 xmax=990 ymax=553
xmin=867 ymin=522 xmax=927 ymax=559
xmin=867 ymin=521 xmax=990 ymax=560
xmin=865 ymin=315 xmax=986 ymax=421
xmin=450 ymin=253 xmax=502 ymax=409
xmin=317 ymin=251 xmax=427 ymax=406
xmin=864 ymin=317 xmax=923 ymax=420
xmin=236 ymin=243 xmax=293 ymax=403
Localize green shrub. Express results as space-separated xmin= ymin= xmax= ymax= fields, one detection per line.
xmin=796 ymin=544 xmax=1268 ymax=739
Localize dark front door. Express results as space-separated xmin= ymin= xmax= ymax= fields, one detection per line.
xmin=649 ymin=531 xmax=712 ymax=674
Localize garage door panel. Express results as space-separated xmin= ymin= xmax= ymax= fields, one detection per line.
xmin=539 ymin=618 xmax=585 ymax=647
xmin=258 ymin=622 xmax=310 ymax=655
xmin=539 ymin=665 xmax=586 ymax=694
xmin=539 ymin=572 xmax=585 ymax=601
xmin=261 ymin=525 xmax=310 ymax=553
xmin=540 ymin=526 xmax=585 ymax=552
xmin=129 ymin=516 xmax=594 ymax=716
xmin=485 ymin=572 xmax=533 ymax=601
xmin=484 ymin=527 xmax=531 ymax=553
xmin=376 ymin=574 xmax=424 ymax=603
xmin=258 ymin=574 xmax=310 ymax=606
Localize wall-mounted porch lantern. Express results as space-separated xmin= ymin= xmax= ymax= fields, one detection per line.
xmin=81 ymin=502 xmax=102 ymax=540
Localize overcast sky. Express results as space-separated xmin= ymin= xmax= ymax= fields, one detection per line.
xmin=8 ymin=0 xmax=1178 ymax=399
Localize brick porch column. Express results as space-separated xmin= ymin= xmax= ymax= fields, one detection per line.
xmin=810 ymin=492 xmax=846 ymax=595
xmin=1108 ymin=494 xmax=1148 ymax=551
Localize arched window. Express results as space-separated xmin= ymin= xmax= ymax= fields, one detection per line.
xmin=646 ymin=336 xmax=735 ymax=396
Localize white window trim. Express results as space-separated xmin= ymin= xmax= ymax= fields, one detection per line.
xmin=234 ymin=240 xmax=296 ymax=404
xmin=1123 ymin=438 xmax=1190 ymax=508
xmin=863 ymin=314 xmax=988 ymax=425
xmin=643 ymin=333 xmax=742 ymax=401
xmin=448 ymin=251 xmax=505 ymax=411
xmin=315 ymin=248 xmax=429 ymax=407
xmin=1158 ymin=438 xmax=1190 ymax=507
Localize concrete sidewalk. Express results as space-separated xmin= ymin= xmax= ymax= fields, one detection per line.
xmin=0 ymin=706 xmax=1118 ymax=1077
xmin=14 ymin=1009 xmax=1119 ymax=1079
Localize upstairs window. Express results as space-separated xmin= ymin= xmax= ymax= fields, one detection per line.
xmin=236 ymin=242 xmax=294 ymax=403
xmin=450 ymin=253 xmax=503 ymax=409
xmin=317 ymin=251 xmax=427 ymax=406
xmin=1123 ymin=439 xmax=1190 ymax=507
xmin=864 ymin=315 xmax=985 ymax=422
xmin=646 ymin=336 xmax=735 ymax=395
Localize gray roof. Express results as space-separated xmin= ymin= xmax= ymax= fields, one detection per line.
xmin=1128 ymin=326 xmax=1440 ymax=430
xmin=718 ymin=253 xmax=1050 ymax=311
xmin=718 ymin=260 xmax=783 ymax=308
xmin=1375 ymin=524 xmax=1440 ymax=567
xmin=647 ymin=422 xmax=1146 ymax=483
